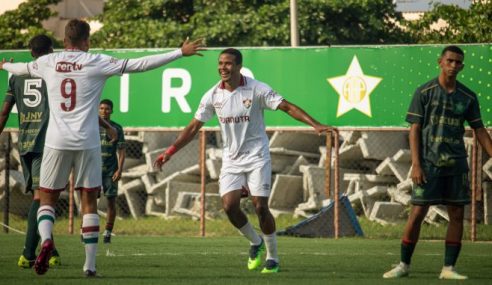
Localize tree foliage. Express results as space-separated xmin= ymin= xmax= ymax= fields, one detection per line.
xmin=404 ymin=1 xmax=492 ymax=43
xmin=0 ymin=0 xmax=61 ymax=49
xmin=91 ymin=0 xmax=410 ymax=48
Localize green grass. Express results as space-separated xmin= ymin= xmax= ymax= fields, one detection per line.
xmin=2 ymin=214 xmax=492 ymax=240
xmin=1 ymin=235 xmax=492 ymax=285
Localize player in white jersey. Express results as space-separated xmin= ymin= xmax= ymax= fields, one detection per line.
xmin=1 ymin=19 xmax=204 ymax=277
xmin=153 ymin=48 xmax=335 ymax=273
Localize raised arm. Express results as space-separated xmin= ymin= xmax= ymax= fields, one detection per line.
xmin=123 ymin=38 xmax=205 ymax=73
xmin=277 ymin=99 xmax=336 ymax=134
xmin=476 ymin=127 xmax=492 ymax=157
xmin=153 ymin=118 xmax=204 ymax=170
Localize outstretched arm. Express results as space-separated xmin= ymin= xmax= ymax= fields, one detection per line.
xmin=0 ymin=59 xmax=29 ymax=76
xmin=153 ymin=118 xmax=204 ymax=170
xmin=0 ymin=101 xmax=14 ymax=134
xmin=123 ymin=38 xmax=205 ymax=73
xmin=476 ymin=127 xmax=492 ymax=157
xmin=277 ymin=99 xmax=336 ymax=134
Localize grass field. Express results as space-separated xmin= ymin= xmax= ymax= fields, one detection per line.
xmin=1 ymin=234 xmax=492 ymax=285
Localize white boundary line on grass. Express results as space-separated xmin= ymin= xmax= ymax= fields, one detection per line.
xmin=0 ymin=222 xmax=25 ymax=234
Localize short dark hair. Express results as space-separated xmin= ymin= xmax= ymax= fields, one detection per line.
xmin=441 ymin=45 xmax=464 ymax=58
xmin=100 ymin=99 xmax=113 ymax=109
xmin=65 ymin=19 xmax=90 ymax=45
xmin=220 ymin=48 xmax=242 ymax=65
xmin=29 ymin=35 xmax=53 ymax=58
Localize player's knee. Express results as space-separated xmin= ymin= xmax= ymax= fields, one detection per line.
xmin=254 ymin=203 xmax=270 ymax=217
xmin=223 ymin=202 xmax=240 ymax=216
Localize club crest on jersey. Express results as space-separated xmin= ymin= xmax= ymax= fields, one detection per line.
xmin=242 ymin=99 xmax=252 ymax=109
xmin=56 ymin=62 xmax=83 ymax=72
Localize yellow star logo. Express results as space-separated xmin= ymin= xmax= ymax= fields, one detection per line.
xmin=328 ymin=56 xmax=382 ymax=118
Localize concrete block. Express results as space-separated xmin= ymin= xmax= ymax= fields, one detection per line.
xmin=122 ymin=179 xmax=146 ymax=219
xmin=271 ymin=153 xmax=300 ymax=173
xmin=393 ymin=149 xmax=411 ymax=163
xmin=343 ymin=173 xmax=399 ymax=185
xmin=0 ymin=170 xmax=30 ymax=216
xmin=172 ymin=191 xmax=222 ymax=219
xmin=340 ymin=131 xmax=361 ymax=145
xmin=483 ymin=182 xmax=492 ymax=224
xmin=121 ymin=164 xmax=148 ymax=179
xmin=269 ymin=131 xmax=325 ymax=154
xmin=369 ymin=201 xmax=406 ymax=225
xmin=141 ymin=173 xmax=156 ymax=194
xmin=165 ymin=181 xmax=202 ymax=217
xmin=140 ymin=132 xmax=178 ymax=153
xmin=206 ymin=159 xmax=221 ymax=179
xmin=269 ymin=175 xmax=303 ymax=212
xmin=286 ymin=156 xmax=309 ymax=175
xmin=270 ymin=148 xmax=320 ymax=159
xmin=483 ymin=158 xmax=492 ymax=180
xmin=425 ymin=206 xmax=449 ymax=225
xmin=397 ymin=179 xmax=413 ymax=192
xmin=145 ymin=138 xmax=199 ymax=180
xmin=145 ymin=195 xmax=166 ymax=217
xmin=376 ymin=157 xmax=411 ymax=183
xmin=206 ymin=148 xmax=223 ymax=159
xmin=205 ymin=182 xmax=220 ymax=194
xmin=359 ymin=132 xmax=409 ymax=160
xmin=393 ymin=190 xmax=412 ymax=206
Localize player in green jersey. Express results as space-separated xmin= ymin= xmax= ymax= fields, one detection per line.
xmin=0 ymin=35 xmax=61 ymax=268
xmin=383 ymin=45 xmax=492 ymax=280
xmin=98 ymin=99 xmax=125 ymax=243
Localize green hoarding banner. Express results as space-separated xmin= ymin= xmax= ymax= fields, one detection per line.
xmin=1 ymin=44 xmax=490 ymax=128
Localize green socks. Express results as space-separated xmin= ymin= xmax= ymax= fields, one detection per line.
xmin=401 ymin=239 xmax=416 ymax=265
xmin=444 ymin=241 xmax=461 ymax=266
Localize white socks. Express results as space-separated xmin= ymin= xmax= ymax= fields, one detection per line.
xmin=37 ymin=205 xmax=55 ymax=243
xmin=238 ymin=222 xmax=262 ymax=246
xmin=82 ymin=213 xmax=99 ymax=272
xmin=263 ymin=233 xmax=279 ymax=262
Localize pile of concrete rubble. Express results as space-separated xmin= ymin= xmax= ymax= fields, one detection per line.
xmin=1 ymin=130 xmax=491 ymax=226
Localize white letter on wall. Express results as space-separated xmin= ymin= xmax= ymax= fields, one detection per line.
xmin=162 ymin=68 xmax=191 ymax=113
xmin=120 ymin=74 xmax=129 ymax=113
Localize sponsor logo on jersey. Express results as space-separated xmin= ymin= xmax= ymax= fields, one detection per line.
xmin=219 ymin=116 xmax=250 ymax=124
xmin=55 ymin=62 xmax=83 ymax=72
xmin=242 ymin=99 xmax=252 ymax=109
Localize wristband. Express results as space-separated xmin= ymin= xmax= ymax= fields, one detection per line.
xmin=164 ymin=145 xmax=177 ymax=156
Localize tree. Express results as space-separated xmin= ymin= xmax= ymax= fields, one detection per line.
xmin=91 ymin=0 xmax=411 ymax=48
xmin=0 ymin=0 xmax=61 ymax=49
xmin=404 ymin=1 xmax=492 ymax=43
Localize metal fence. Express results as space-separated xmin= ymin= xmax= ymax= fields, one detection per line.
xmin=1 ymin=128 xmax=491 ymax=240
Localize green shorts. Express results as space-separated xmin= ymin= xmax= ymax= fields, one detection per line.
xmin=20 ymin=152 xmax=42 ymax=194
xmin=411 ymin=173 xmax=470 ymax=206
xmin=102 ymin=176 xmax=118 ymax=198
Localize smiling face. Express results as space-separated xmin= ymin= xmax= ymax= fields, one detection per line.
xmin=99 ymin=103 xmax=112 ymax=120
xmin=218 ymin=53 xmax=242 ymax=83
xmin=439 ymin=51 xmax=464 ymax=78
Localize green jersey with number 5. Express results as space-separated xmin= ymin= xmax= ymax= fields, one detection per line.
xmin=5 ymin=75 xmax=49 ymax=154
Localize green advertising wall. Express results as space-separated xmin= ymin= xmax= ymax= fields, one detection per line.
xmin=1 ymin=44 xmax=490 ymax=128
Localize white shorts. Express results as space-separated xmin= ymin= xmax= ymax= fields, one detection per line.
xmin=40 ymin=147 xmax=102 ymax=192
xmin=219 ymin=161 xmax=272 ymax=197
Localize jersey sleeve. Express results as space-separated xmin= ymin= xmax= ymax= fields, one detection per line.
xmin=3 ymin=62 xmax=30 ymax=77
xmin=405 ymin=89 xmax=424 ymax=124
xmin=257 ymin=83 xmax=284 ymax=110
xmin=464 ymin=97 xmax=484 ymax=129
xmin=97 ymin=54 xmax=129 ymax=77
xmin=194 ymin=90 xmax=215 ymax=123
